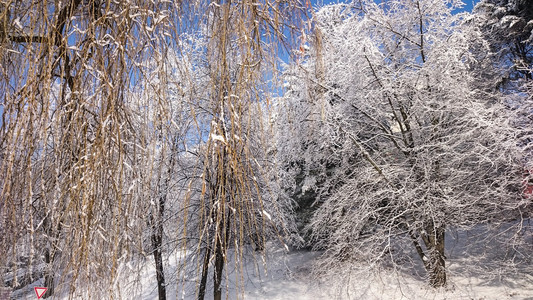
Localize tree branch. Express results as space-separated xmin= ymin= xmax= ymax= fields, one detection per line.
xmin=8 ymin=35 xmax=48 ymax=44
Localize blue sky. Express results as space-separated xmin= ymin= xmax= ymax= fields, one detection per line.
xmin=461 ymin=0 xmax=479 ymax=12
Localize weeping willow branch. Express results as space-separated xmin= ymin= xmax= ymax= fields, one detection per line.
xmin=0 ymin=0 xmax=307 ymax=298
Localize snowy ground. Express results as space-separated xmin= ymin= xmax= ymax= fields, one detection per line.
xmin=10 ymin=224 xmax=533 ymax=300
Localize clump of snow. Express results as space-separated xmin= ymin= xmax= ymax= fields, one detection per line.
xmin=301 ymin=176 xmax=316 ymax=194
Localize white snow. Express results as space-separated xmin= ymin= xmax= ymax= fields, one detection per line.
xmin=301 ymin=176 xmax=316 ymax=194
xmin=210 ymin=133 xmax=226 ymax=144
xmin=11 ymin=225 xmax=533 ymax=300
xmin=262 ymin=209 xmax=272 ymax=221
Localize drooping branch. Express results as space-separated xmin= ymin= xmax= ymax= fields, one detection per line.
xmin=8 ymin=35 xmax=48 ymax=44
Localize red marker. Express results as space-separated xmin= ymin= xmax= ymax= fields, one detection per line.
xmin=34 ymin=287 xmax=47 ymax=299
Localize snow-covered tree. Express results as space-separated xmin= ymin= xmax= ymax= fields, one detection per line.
xmin=473 ymin=0 xmax=533 ymax=187
xmin=278 ymin=0 xmax=530 ymax=288
xmin=475 ymin=0 xmax=533 ymax=85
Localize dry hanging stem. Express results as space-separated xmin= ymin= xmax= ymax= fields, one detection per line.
xmin=0 ymin=0 xmax=306 ymax=298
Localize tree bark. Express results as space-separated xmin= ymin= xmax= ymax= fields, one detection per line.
xmin=410 ymin=222 xmax=446 ymax=288
xmin=151 ymin=216 xmax=166 ymax=300
xmin=198 ymin=246 xmax=211 ymax=300
xmin=151 ymin=140 xmax=179 ymax=300
xmin=213 ymin=216 xmax=229 ymax=300
xmin=42 ymin=249 xmax=54 ymax=299
xmin=213 ymin=235 xmax=224 ymax=300
xmin=427 ymin=225 xmax=446 ymax=288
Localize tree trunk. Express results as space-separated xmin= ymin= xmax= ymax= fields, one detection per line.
xmin=151 ymin=218 xmax=166 ymax=300
xmin=151 ymin=140 xmax=177 ymax=300
xmin=150 ymin=193 xmax=167 ymax=300
xmin=427 ymin=225 xmax=446 ymax=288
xmin=42 ymin=249 xmax=54 ymax=299
xmin=213 ymin=239 xmax=224 ymax=300
xmin=198 ymin=246 xmax=211 ymax=300
xmin=411 ymin=223 xmax=446 ymax=288
xmin=214 ymin=211 xmax=230 ymax=300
